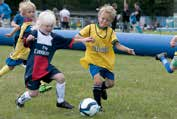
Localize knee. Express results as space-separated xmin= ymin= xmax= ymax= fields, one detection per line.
xmin=106 ymin=80 xmax=114 ymax=88
xmin=9 ymin=66 xmax=14 ymax=70
xmin=55 ymin=74 xmax=65 ymax=83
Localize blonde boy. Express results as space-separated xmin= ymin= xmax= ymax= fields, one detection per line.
xmin=74 ymin=5 xmax=135 ymax=111
xmin=16 ymin=10 xmax=74 ymax=109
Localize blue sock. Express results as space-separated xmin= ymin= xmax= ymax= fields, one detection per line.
xmin=160 ymin=56 xmax=173 ymax=73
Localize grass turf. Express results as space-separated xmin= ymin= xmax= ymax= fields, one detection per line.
xmin=0 ymin=46 xmax=177 ymax=119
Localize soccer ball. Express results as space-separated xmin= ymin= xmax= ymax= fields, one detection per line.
xmin=79 ymin=98 xmax=100 ymax=116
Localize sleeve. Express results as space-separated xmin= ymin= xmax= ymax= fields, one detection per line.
xmin=111 ymin=31 xmax=119 ymax=45
xmin=13 ymin=14 xmax=18 ymax=23
xmin=23 ymin=29 xmax=37 ymax=47
xmin=78 ymin=24 xmax=91 ymax=37
xmin=53 ymin=33 xmax=73 ymax=49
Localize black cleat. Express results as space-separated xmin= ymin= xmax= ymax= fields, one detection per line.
xmin=56 ymin=101 xmax=74 ymax=109
xmin=98 ymin=106 xmax=105 ymax=112
xmin=101 ymin=89 xmax=107 ymax=100
xmin=155 ymin=52 xmax=167 ymax=60
xmin=15 ymin=98 xmax=24 ymax=108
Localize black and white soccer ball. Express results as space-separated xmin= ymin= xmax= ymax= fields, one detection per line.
xmin=79 ymin=98 xmax=100 ymax=116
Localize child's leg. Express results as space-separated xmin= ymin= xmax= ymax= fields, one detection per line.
xmin=0 ymin=65 xmax=14 ymax=77
xmin=16 ymin=90 xmax=38 ymax=108
xmin=156 ymin=52 xmax=173 ymax=73
xmin=100 ymin=69 xmax=115 ymax=100
xmin=16 ymin=79 xmax=40 ymax=108
xmin=53 ymin=73 xmax=73 ymax=109
xmin=92 ymin=74 xmax=102 ymax=107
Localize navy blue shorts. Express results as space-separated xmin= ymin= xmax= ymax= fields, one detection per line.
xmin=25 ymin=66 xmax=61 ymax=90
xmin=89 ymin=64 xmax=114 ymax=80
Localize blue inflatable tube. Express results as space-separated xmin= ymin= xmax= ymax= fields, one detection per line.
xmin=0 ymin=28 xmax=176 ymax=58
xmin=0 ymin=28 xmax=13 ymax=46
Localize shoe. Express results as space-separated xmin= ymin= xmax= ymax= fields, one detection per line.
xmin=155 ymin=52 xmax=167 ymax=60
xmin=101 ymin=89 xmax=107 ymax=100
xmin=15 ymin=97 xmax=24 ymax=108
xmin=56 ymin=101 xmax=74 ymax=109
xmin=98 ymin=106 xmax=105 ymax=112
xmin=21 ymin=64 xmax=26 ymax=68
xmin=39 ymin=84 xmax=52 ymax=93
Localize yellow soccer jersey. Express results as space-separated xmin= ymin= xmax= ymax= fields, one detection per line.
xmin=79 ymin=24 xmax=118 ymax=71
xmin=10 ymin=22 xmax=31 ymax=60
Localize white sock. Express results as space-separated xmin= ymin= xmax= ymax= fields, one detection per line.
xmin=18 ymin=91 xmax=31 ymax=104
xmin=56 ymin=82 xmax=65 ymax=103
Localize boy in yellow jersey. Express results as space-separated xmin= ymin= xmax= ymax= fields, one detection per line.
xmin=74 ymin=4 xmax=135 ymax=111
xmin=0 ymin=1 xmax=52 ymax=93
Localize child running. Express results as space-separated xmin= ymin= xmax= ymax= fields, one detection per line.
xmin=74 ymin=4 xmax=135 ymax=111
xmin=16 ymin=10 xmax=75 ymax=109
xmin=156 ymin=36 xmax=177 ymax=73
xmin=1 ymin=1 xmax=52 ymax=93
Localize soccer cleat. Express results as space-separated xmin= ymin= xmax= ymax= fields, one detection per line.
xmin=39 ymin=84 xmax=52 ymax=93
xmin=56 ymin=101 xmax=74 ymax=109
xmin=15 ymin=98 xmax=24 ymax=108
xmin=155 ymin=52 xmax=167 ymax=60
xmin=101 ymin=89 xmax=107 ymax=100
xmin=98 ymin=106 xmax=105 ymax=112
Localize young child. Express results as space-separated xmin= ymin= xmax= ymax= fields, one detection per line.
xmin=16 ymin=10 xmax=74 ymax=109
xmin=156 ymin=36 xmax=177 ymax=73
xmin=5 ymin=1 xmax=24 ymax=47
xmin=1 ymin=1 xmax=52 ymax=93
xmin=74 ymin=5 xmax=135 ymax=111
xmin=0 ymin=1 xmax=35 ymax=77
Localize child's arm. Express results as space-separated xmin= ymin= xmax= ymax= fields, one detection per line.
xmin=74 ymin=34 xmax=94 ymax=44
xmin=170 ymin=36 xmax=177 ymax=48
xmin=5 ymin=25 xmax=20 ymax=37
xmin=115 ymin=42 xmax=135 ymax=55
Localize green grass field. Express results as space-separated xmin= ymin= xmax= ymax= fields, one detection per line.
xmin=0 ymin=46 xmax=177 ymax=119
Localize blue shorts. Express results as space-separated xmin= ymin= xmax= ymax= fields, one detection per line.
xmin=6 ymin=57 xmax=24 ymax=66
xmin=89 ymin=64 xmax=114 ymax=80
xmin=25 ymin=66 xmax=60 ymax=90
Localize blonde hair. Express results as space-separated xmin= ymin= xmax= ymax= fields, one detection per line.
xmin=20 ymin=1 xmax=36 ymax=14
xmin=37 ymin=10 xmax=56 ymax=27
xmin=98 ymin=4 xmax=117 ymax=22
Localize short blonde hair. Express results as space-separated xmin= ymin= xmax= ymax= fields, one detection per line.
xmin=98 ymin=4 xmax=117 ymax=22
xmin=37 ymin=10 xmax=56 ymax=27
xmin=20 ymin=1 xmax=36 ymax=14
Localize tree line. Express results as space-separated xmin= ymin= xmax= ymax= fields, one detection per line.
xmin=6 ymin=0 xmax=174 ymax=16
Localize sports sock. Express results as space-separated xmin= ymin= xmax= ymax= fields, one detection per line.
xmin=56 ymin=82 xmax=65 ymax=103
xmin=160 ymin=56 xmax=173 ymax=73
xmin=93 ymin=85 xmax=102 ymax=106
xmin=0 ymin=65 xmax=11 ymax=77
xmin=17 ymin=91 xmax=31 ymax=104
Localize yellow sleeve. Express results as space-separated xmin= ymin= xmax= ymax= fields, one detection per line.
xmin=111 ymin=31 xmax=119 ymax=45
xmin=79 ymin=24 xmax=91 ymax=37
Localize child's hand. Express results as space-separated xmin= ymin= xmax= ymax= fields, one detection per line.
xmin=5 ymin=33 xmax=13 ymax=37
xmin=27 ymin=35 xmax=35 ymax=41
xmin=83 ymin=37 xmax=94 ymax=43
xmin=128 ymin=48 xmax=136 ymax=55
xmin=170 ymin=40 xmax=176 ymax=48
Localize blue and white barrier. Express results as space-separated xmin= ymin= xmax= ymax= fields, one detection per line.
xmin=0 ymin=28 xmax=176 ymax=58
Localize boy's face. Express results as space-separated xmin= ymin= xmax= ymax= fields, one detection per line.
xmin=98 ymin=12 xmax=112 ymax=28
xmin=40 ymin=24 xmax=53 ymax=35
xmin=24 ymin=7 xmax=35 ymax=19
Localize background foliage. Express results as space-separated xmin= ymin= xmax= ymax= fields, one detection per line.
xmin=5 ymin=0 xmax=175 ymax=16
